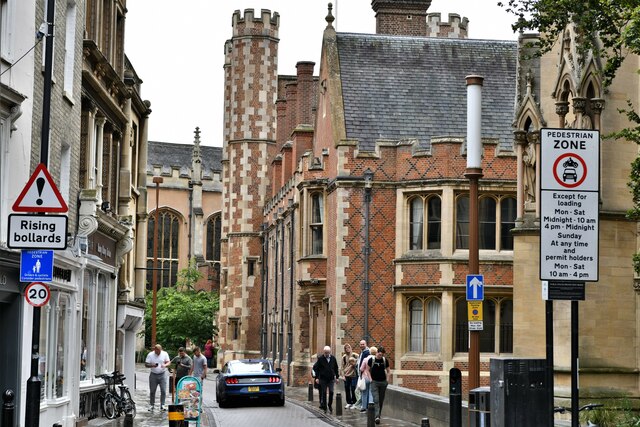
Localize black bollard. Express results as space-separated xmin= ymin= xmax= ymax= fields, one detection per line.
xmin=123 ymin=413 xmax=134 ymax=427
xmin=367 ymin=402 xmax=376 ymax=427
xmin=449 ymin=368 xmax=462 ymax=427
xmin=421 ymin=418 xmax=431 ymax=427
xmin=308 ymin=383 xmax=314 ymax=402
xmin=168 ymin=404 xmax=185 ymax=427
xmin=336 ymin=392 xmax=343 ymax=416
xmin=2 ymin=389 xmax=15 ymax=427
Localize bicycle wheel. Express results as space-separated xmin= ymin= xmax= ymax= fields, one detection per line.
xmin=122 ymin=389 xmax=136 ymax=419
xmin=102 ymin=394 xmax=117 ymax=419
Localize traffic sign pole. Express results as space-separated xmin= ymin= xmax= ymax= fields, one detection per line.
xmin=540 ymin=128 xmax=600 ymax=427
xmin=25 ymin=0 xmax=55 ymax=425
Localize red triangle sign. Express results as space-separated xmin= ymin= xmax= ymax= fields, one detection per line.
xmin=12 ymin=163 xmax=68 ymax=213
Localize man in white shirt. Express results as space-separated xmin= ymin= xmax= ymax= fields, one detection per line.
xmin=145 ymin=344 xmax=170 ymax=412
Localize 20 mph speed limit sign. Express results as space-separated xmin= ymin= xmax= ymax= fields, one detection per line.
xmin=25 ymin=282 xmax=50 ymax=307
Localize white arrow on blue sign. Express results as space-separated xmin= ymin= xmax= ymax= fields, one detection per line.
xmin=466 ymin=274 xmax=484 ymax=301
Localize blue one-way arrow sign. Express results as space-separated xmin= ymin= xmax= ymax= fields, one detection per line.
xmin=466 ymin=274 xmax=484 ymax=301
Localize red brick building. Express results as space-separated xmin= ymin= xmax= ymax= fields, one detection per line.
xmin=218 ymin=1 xmax=517 ymax=395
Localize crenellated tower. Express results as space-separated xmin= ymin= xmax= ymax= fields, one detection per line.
xmin=219 ymin=9 xmax=280 ymax=362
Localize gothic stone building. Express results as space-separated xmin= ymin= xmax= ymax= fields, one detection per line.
xmin=217 ymin=1 xmax=518 ymax=395
xmin=145 ymin=133 xmax=223 ymax=295
xmin=512 ymin=27 xmax=640 ymax=400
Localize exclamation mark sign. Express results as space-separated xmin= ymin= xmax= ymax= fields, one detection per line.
xmin=36 ymin=177 xmax=45 ymax=205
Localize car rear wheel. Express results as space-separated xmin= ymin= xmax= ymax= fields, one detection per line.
xmin=275 ymin=396 xmax=285 ymax=406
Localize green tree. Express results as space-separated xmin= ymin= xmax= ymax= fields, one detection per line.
xmin=144 ymin=259 xmax=219 ymax=352
xmin=499 ymin=0 xmax=640 ymax=271
xmin=498 ymin=0 xmax=640 ymax=87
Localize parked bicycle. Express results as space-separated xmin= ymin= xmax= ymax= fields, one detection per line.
xmin=554 ymin=403 xmax=604 ymax=426
xmin=97 ymin=370 xmax=137 ymax=419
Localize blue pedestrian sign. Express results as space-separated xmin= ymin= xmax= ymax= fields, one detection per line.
xmin=466 ymin=274 xmax=484 ymax=301
xmin=20 ymin=250 xmax=54 ymax=282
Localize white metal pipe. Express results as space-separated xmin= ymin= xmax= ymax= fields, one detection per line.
xmin=466 ymin=75 xmax=484 ymax=169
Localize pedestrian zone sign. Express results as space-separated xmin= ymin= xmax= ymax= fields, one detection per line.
xmin=466 ymin=274 xmax=484 ymax=301
xmin=20 ymin=250 xmax=54 ymax=282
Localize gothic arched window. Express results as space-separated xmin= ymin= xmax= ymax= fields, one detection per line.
xmin=146 ymin=209 xmax=180 ymax=289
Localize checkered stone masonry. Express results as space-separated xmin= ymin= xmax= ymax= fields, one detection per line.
xmin=219 ymin=9 xmax=279 ymax=361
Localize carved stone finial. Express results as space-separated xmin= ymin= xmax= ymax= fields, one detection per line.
xmin=326 ymin=3 xmax=335 ymax=27
xmin=193 ymin=127 xmax=202 ymax=161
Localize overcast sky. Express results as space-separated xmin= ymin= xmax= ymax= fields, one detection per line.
xmin=125 ymin=0 xmax=519 ymax=147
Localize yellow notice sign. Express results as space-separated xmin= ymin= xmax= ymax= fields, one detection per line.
xmin=468 ymin=301 xmax=483 ymax=321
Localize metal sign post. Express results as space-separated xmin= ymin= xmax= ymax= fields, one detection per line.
xmin=25 ymin=0 xmax=56 ymax=425
xmin=540 ymin=128 xmax=600 ymax=427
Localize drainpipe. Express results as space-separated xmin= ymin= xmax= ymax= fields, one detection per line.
xmin=363 ymin=169 xmax=373 ymax=342
xmin=187 ymin=181 xmax=193 ymax=260
xmin=273 ymin=215 xmax=279 ymax=362
xmin=261 ymin=223 xmax=268 ymax=358
xmin=279 ymin=212 xmax=285 ymax=365
xmin=287 ymin=199 xmax=295 ymax=386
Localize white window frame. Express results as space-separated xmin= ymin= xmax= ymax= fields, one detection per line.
xmin=0 ymin=0 xmax=14 ymax=60
xmin=63 ymin=0 xmax=77 ymax=96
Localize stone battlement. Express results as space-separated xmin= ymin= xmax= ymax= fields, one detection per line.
xmin=427 ymin=12 xmax=468 ymax=39
xmin=232 ymin=9 xmax=280 ymax=38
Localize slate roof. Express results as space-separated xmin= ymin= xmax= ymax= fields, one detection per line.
xmin=336 ymin=33 xmax=517 ymax=151
xmin=147 ymin=141 xmax=222 ymax=179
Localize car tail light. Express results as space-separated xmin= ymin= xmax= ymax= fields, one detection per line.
xmin=225 ymin=378 xmax=239 ymax=385
xmin=268 ymin=376 xmax=281 ymax=383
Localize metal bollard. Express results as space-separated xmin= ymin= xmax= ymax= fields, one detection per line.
xmin=2 ymin=390 xmax=15 ymax=427
xmin=308 ymin=383 xmax=314 ymax=402
xmin=367 ymin=402 xmax=376 ymax=427
xmin=336 ymin=392 xmax=342 ymax=416
xmin=52 ymin=424 xmax=62 ymax=427
xmin=168 ymin=404 xmax=185 ymax=427
xmin=123 ymin=413 xmax=134 ymax=427
xmin=449 ymin=368 xmax=462 ymax=427
xmin=421 ymin=418 xmax=431 ymax=427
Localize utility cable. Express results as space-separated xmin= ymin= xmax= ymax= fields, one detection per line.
xmin=0 ymin=27 xmax=46 ymax=77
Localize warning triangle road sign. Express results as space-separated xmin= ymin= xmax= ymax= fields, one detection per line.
xmin=12 ymin=163 xmax=68 ymax=213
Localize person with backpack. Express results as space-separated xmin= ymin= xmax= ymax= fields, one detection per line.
xmin=368 ymin=345 xmax=391 ymax=424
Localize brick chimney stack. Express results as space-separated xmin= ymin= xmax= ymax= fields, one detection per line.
xmin=371 ymin=0 xmax=431 ymax=36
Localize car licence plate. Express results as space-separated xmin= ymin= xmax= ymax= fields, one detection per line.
xmin=248 ymin=386 xmax=259 ymax=392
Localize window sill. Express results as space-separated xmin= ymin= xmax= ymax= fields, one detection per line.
xmin=41 ymin=396 xmax=71 ymax=409
xmin=400 ymin=352 xmax=442 ymax=361
xmin=300 ymin=254 xmax=327 ymax=261
xmin=79 ymin=378 xmax=106 ymax=392
xmin=63 ymin=91 xmax=75 ymax=106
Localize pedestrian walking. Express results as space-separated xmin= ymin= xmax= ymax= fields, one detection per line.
xmin=144 ymin=344 xmax=170 ymax=412
xmin=354 ymin=339 xmax=370 ymax=410
xmin=191 ymin=346 xmax=208 ymax=381
xmin=368 ymin=346 xmax=391 ymax=424
xmin=170 ymin=347 xmax=193 ymax=392
xmin=359 ymin=346 xmax=376 ymax=413
xmin=341 ymin=343 xmax=359 ymax=409
xmin=204 ymin=339 xmax=215 ymax=368
xmin=312 ymin=345 xmax=340 ymax=413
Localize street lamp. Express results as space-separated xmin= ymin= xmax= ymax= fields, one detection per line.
xmin=151 ymin=176 xmax=163 ymax=346
xmin=465 ymin=75 xmax=484 ymax=392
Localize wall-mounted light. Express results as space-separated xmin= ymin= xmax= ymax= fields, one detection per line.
xmin=364 ymin=168 xmax=374 ymax=188
xmin=101 ymin=201 xmax=112 ymax=213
